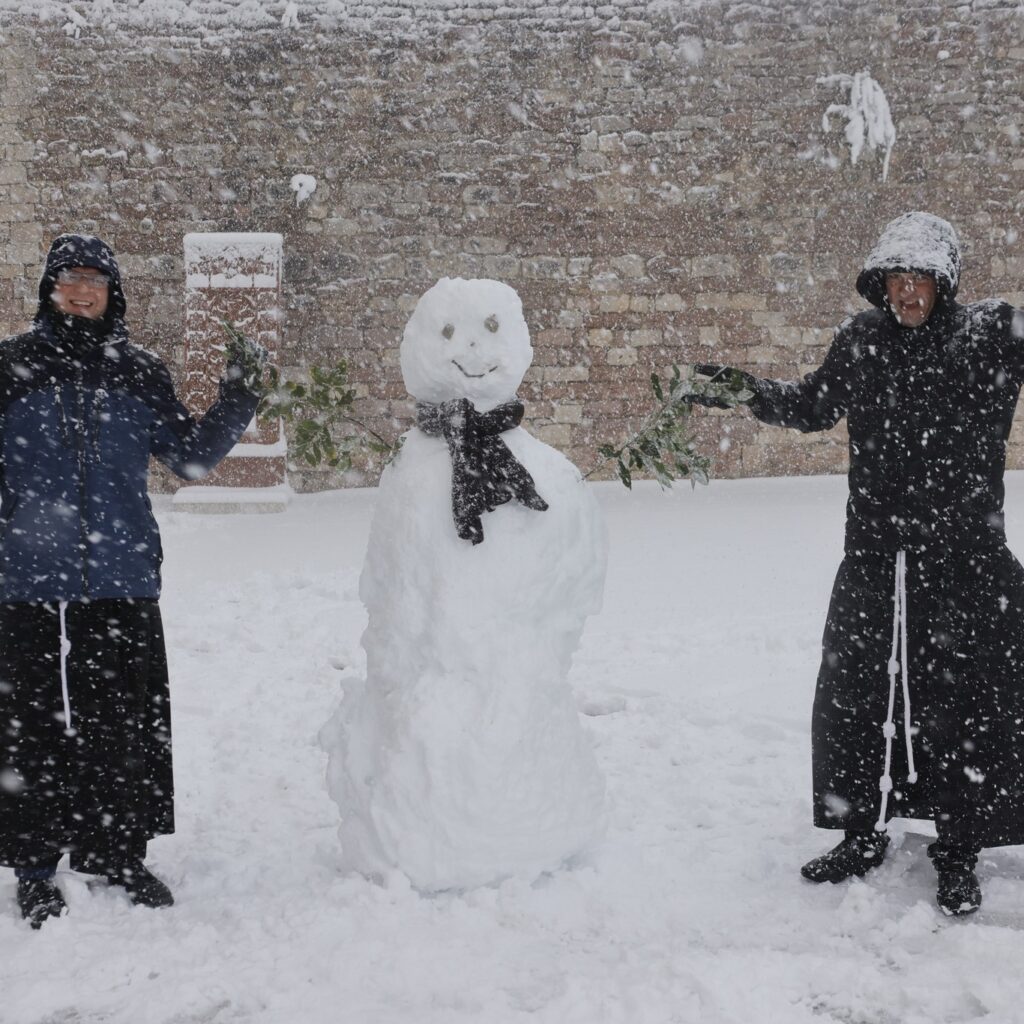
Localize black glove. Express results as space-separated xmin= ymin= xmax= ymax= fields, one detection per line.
xmin=688 ymin=363 xmax=759 ymax=408
xmin=225 ymin=331 xmax=269 ymax=393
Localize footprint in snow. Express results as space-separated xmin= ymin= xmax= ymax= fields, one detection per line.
xmin=578 ymin=695 xmax=628 ymax=717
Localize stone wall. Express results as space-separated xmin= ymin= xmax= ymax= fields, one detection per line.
xmin=1 ymin=0 xmax=1023 ymax=490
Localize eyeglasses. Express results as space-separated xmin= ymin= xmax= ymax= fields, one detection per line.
xmin=886 ymin=272 xmax=932 ymax=289
xmin=56 ymin=270 xmax=111 ymax=289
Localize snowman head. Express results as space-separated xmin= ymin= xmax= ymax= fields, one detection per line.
xmin=400 ymin=277 xmax=533 ymax=412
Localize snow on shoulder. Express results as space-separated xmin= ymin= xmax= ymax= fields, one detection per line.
xmin=322 ymin=277 xmax=608 ymax=892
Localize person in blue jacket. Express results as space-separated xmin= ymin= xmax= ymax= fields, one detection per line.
xmin=0 ymin=234 xmax=265 ymax=928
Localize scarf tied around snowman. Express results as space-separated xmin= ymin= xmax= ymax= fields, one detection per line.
xmin=416 ymin=398 xmax=549 ymax=545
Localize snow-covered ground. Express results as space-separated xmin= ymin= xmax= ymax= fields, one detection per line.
xmin=4 ymin=473 xmax=1024 ymax=1024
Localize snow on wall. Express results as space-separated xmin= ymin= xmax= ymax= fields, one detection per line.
xmin=819 ymin=71 xmax=897 ymax=183
xmin=4 ymin=1 xmax=1024 ymax=492
xmin=0 ymin=0 xmax=656 ymax=31
xmin=0 ymin=0 xmax=769 ymax=38
xmin=184 ymin=233 xmax=283 ymax=290
xmin=290 ymin=174 xmax=317 ymax=206
xmin=184 ymin=233 xmax=284 ymax=261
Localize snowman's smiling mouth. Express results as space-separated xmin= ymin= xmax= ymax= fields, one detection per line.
xmin=452 ymin=359 xmax=498 ymax=379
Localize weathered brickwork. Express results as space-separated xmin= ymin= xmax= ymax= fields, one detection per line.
xmin=1 ymin=1 xmax=1023 ymax=490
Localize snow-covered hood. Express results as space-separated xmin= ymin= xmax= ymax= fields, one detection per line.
xmin=855 ymin=212 xmax=962 ymax=309
xmin=35 ymin=233 xmax=128 ymax=331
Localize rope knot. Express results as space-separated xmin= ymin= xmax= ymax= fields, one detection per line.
xmin=875 ymin=549 xmax=917 ymax=829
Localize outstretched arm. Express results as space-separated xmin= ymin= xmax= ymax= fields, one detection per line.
xmin=147 ymin=340 xmax=265 ymax=481
xmin=695 ymin=321 xmax=857 ymax=434
xmin=1009 ymin=307 xmax=1024 ymax=376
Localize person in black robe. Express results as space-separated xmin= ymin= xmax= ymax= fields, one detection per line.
xmin=0 ymin=235 xmax=265 ymax=928
xmin=693 ymin=212 xmax=1024 ymax=916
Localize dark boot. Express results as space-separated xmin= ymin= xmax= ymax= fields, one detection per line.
xmin=106 ymin=860 xmax=174 ymax=909
xmin=801 ymin=830 xmax=890 ymax=883
xmin=17 ymin=877 xmax=67 ymax=929
xmin=928 ymin=842 xmax=981 ymax=917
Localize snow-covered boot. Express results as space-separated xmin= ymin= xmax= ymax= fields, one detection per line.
xmin=928 ymin=842 xmax=981 ymax=917
xmin=17 ymin=877 xmax=67 ymax=929
xmin=106 ymin=861 xmax=174 ymax=908
xmin=800 ymin=830 xmax=890 ymax=883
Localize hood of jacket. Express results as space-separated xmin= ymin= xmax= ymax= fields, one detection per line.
xmin=35 ymin=233 xmax=128 ymax=336
xmin=855 ymin=212 xmax=962 ymax=313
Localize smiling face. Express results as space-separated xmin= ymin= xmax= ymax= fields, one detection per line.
xmin=51 ymin=266 xmax=110 ymax=320
xmin=400 ymin=278 xmax=533 ymax=411
xmin=885 ymin=271 xmax=937 ymax=328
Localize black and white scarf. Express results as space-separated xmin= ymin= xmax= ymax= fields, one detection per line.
xmin=416 ymin=398 xmax=549 ymax=545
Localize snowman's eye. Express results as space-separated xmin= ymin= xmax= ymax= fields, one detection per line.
xmin=484 ymin=315 xmax=499 ymax=333
xmin=441 ymin=323 xmax=455 ymax=340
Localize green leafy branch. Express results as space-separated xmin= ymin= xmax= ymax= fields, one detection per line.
xmin=584 ymin=365 xmax=753 ymax=489
xmin=221 ymin=321 xmax=401 ymax=472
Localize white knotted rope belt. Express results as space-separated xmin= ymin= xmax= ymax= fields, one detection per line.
xmin=874 ymin=548 xmax=918 ymax=832
xmin=58 ymin=599 xmax=73 ymax=730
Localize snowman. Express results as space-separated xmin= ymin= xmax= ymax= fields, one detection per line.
xmin=322 ymin=277 xmax=608 ymax=891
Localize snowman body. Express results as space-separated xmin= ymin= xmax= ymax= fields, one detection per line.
xmin=324 ymin=278 xmax=607 ymax=891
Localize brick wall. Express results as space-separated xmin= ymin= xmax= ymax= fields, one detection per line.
xmin=1 ymin=0 xmax=1023 ymax=490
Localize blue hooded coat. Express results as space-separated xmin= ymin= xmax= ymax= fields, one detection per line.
xmin=0 ymin=234 xmax=259 ymax=871
xmin=0 ymin=234 xmax=258 ymax=602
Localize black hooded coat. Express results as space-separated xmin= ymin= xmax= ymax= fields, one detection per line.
xmin=747 ymin=213 xmax=1024 ymax=846
xmin=0 ymin=235 xmax=258 ymax=870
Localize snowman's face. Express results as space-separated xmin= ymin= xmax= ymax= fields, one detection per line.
xmin=400 ymin=278 xmax=533 ymax=412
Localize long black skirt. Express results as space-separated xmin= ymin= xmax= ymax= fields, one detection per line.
xmin=0 ymin=599 xmax=174 ymax=871
xmin=812 ymin=545 xmax=1024 ymax=847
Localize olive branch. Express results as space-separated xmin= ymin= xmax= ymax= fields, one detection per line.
xmin=223 ymin=322 xmax=746 ymax=485
xmin=583 ymin=365 xmax=752 ymax=489
xmin=221 ymin=321 xmax=401 ymax=471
